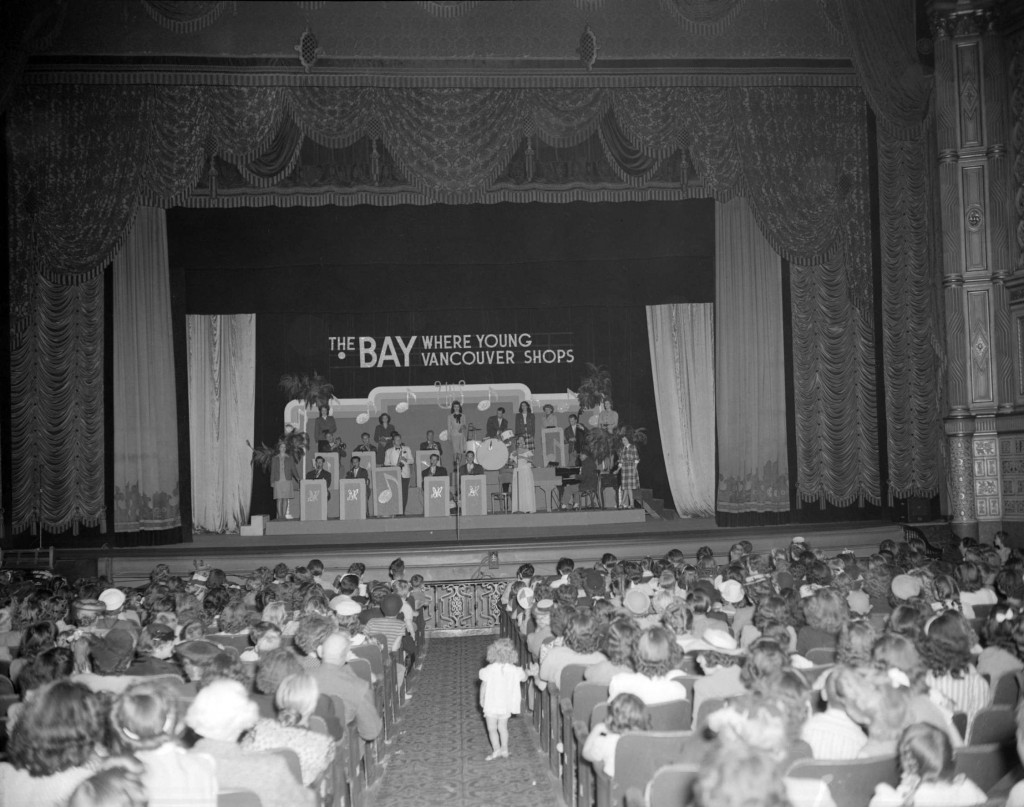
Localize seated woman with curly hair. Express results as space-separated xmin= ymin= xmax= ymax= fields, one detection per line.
xmin=954 ymin=561 xmax=997 ymax=610
xmin=872 ymin=632 xmax=963 ymax=748
xmin=539 ymin=607 xmax=607 ymax=686
xmin=242 ymin=672 xmax=335 ymax=786
xmin=796 ymin=588 xmax=848 ymax=656
xmin=609 ymin=626 xmax=688 ymax=704
xmin=920 ymin=611 xmax=990 ymax=725
xmin=694 ymin=741 xmax=793 ymax=807
xmin=740 ymin=595 xmax=795 ymax=651
xmin=0 ymin=680 xmax=106 ymax=806
xmin=979 ymin=603 xmax=1024 ymax=683
xmin=585 ymin=618 xmax=638 ymax=685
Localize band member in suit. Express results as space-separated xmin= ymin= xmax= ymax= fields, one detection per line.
xmin=459 ymin=450 xmax=482 ymax=476
xmin=306 ymin=455 xmax=332 ymax=499
xmin=421 ymin=453 xmax=448 ymax=481
xmin=486 ymin=407 xmax=509 ymax=439
xmin=345 ymin=456 xmax=369 ymax=481
xmin=384 ymin=432 xmax=414 ymax=512
xmin=355 ymin=433 xmax=375 ymax=453
xmin=564 ymin=414 xmax=587 ymax=465
xmin=345 ymin=455 xmax=370 ymax=516
xmin=419 ymin=430 xmax=443 ymax=457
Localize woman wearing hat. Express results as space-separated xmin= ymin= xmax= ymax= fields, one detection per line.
xmin=187 ymin=679 xmax=315 ymax=807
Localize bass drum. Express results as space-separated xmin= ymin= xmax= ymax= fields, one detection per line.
xmin=476 ymin=437 xmax=509 ymax=471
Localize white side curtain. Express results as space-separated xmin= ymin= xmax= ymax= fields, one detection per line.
xmin=113 ymin=207 xmax=181 ymax=531
xmin=715 ymin=198 xmax=790 ymax=513
xmin=646 ymin=304 xmax=716 ymax=517
xmin=187 ymin=314 xmax=256 ymax=533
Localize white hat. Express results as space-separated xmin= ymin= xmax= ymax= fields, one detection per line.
xmin=186 ymin=679 xmax=259 ymax=741
xmin=624 ymin=589 xmax=651 ymax=616
xmin=98 ymin=588 xmax=126 ymax=612
xmin=718 ymin=580 xmax=745 ymax=604
xmin=702 ymin=628 xmax=742 ymax=654
xmin=332 ymin=598 xmax=362 ymax=617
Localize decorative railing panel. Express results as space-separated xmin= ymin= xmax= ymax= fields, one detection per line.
xmin=423 ymin=577 xmax=511 ymax=636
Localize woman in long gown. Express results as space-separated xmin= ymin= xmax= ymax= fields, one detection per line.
xmin=373 ymin=413 xmax=396 ymax=466
xmin=447 ymin=401 xmax=467 ymax=464
xmin=511 ymin=437 xmax=536 ymax=514
xmin=515 ymin=401 xmax=536 ymax=451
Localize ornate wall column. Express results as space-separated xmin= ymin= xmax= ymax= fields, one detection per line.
xmin=932 ymin=0 xmax=1016 ymax=538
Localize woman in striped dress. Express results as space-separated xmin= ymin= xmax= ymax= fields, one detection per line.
xmin=617 ymin=433 xmax=639 ymax=509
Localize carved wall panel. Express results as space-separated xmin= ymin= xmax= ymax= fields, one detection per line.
xmin=948 ymin=431 xmax=977 ymax=526
xmin=961 ymin=164 xmax=989 ymax=271
xmin=968 ymin=288 xmax=995 ymax=404
xmin=958 ymin=40 xmax=984 ymax=148
xmin=999 ymin=434 xmax=1024 ymax=518
xmin=973 ymin=434 xmax=1001 ymax=519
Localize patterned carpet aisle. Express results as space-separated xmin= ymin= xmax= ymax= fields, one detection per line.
xmin=372 ymin=635 xmax=561 ymax=807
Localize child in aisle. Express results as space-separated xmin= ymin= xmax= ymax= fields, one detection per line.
xmin=479 ymin=638 xmax=526 ymax=761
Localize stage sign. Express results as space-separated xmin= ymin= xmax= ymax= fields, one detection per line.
xmin=328 ymin=331 xmax=575 ymax=369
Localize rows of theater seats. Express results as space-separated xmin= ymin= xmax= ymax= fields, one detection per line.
xmin=0 ymin=607 xmax=428 ymax=807
xmin=499 ymin=606 xmax=1024 ymax=807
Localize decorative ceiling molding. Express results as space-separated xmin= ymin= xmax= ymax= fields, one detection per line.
xmin=22 ymin=62 xmax=858 ymax=88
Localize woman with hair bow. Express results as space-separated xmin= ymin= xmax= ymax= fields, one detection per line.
xmin=979 ymin=604 xmax=1024 ymax=683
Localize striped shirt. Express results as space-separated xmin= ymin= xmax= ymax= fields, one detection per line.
xmin=926 ymin=667 xmax=990 ymax=725
xmin=363 ymin=616 xmax=407 ymax=652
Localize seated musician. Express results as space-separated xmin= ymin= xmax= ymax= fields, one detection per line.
xmin=345 ymin=456 xmax=369 ymax=482
xmin=419 ymin=430 xmax=442 ymax=457
xmin=306 ymin=456 xmax=332 ymax=499
xmin=354 ymin=433 xmax=375 ymax=453
xmin=579 ymin=450 xmax=599 ymax=504
xmin=421 ymin=453 xmax=448 ymax=481
xmin=459 ymin=450 xmax=482 ymax=476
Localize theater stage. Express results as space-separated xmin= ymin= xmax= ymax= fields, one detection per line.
xmin=80 ymin=514 xmax=905 ymax=589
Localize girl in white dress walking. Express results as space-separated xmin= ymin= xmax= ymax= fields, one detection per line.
xmin=479 ymin=638 xmax=526 ymax=760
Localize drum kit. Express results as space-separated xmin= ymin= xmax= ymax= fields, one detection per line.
xmin=467 ymin=428 xmax=515 ymax=470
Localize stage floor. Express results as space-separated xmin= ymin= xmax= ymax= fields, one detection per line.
xmin=262 ymin=507 xmax=644 ymax=539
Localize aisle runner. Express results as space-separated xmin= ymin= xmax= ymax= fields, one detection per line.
xmin=374 ymin=635 xmax=560 ymax=807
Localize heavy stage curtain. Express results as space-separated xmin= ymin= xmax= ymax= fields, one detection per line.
xmin=187 ymin=315 xmax=256 ymax=533
xmin=715 ymin=199 xmax=788 ymax=515
xmin=113 ymin=207 xmax=180 ymax=531
xmin=8 ymin=80 xmax=933 ymax=530
xmin=647 ymin=304 xmax=715 ymax=517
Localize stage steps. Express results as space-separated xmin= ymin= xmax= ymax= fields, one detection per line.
xmin=639 ymin=488 xmax=678 ymax=520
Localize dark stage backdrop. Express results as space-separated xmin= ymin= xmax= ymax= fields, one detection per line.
xmin=169 ymin=201 xmax=715 ymax=519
